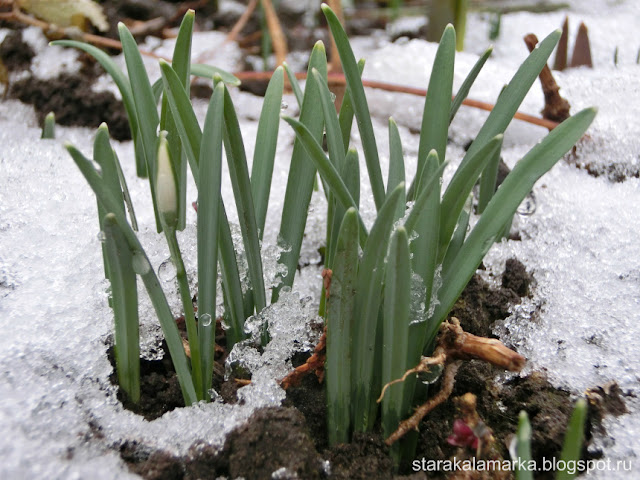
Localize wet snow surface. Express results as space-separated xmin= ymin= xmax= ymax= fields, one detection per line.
xmin=1 ymin=0 xmax=639 ymax=477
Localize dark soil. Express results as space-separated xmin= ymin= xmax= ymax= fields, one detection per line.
xmin=104 ymin=258 xmax=616 ymax=479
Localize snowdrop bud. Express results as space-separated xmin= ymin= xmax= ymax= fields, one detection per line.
xmin=156 ymin=131 xmax=178 ymax=229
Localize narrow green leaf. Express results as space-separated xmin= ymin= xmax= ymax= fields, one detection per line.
xmin=476 ymin=136 xmax=503 ymax=214
xmin=218 ymin=203 xmax=247 ymax=349
xmin=322 ymin=4 xmax=385 ymax=211
xmin=557 ymin=398 xmax=588 ymax=480
xmin=273 ymin=42 xmax=328 ymax=300
xmin=439 ymin=134 xmax=503 ymax=259
xmin=338 ymin=58 xmax=366 ymax=153
xmin=159 ymin=60 xmax=201 ymax=185
xmin=414 ymin=24 xmax=455 ymax=197
xmin=515 ymin=411 xmax=534 ymax=480
xmin=407 ymin=151 xmax=440 ymax=354
xmin=328 ymin=149 xmax=360 ymax=269
xmin=387 ymin=118 xmax=405 ymax=197
xmin=381 ymin=227 xmax=412 ymax=447
xmin=251 ymin=66 xmax=284 ymax=239
xmin=66 ymin=144 xmax=198 ymax=405
xmin=219 ymin=84 xmax=267 ymax=316
xmin=283 ymin=62 xmax=303 ymax=108
xmin=51 ymin=39 xmax=146 ymax=177
xmin=326 ymin=208 xmax=359 ymax=445
xmin=430 ymin=108 xmax=596 ymax=347
xmin=351 ymin=183 xmax=405 ymax=431
xmin=118 ymin=23 xmax=161 ymax=230
xmin=450 ymin=46 xmax=493 ymax=123
xmin=198 ymin=82 xmax=225 ymax=398
xmin=102 ymin=213 xmax=140 ymax=404
xmin=461 ymin=29 xmax=561 ymax=167
xmin=283 ymin=116 xmax=368 ymax=245
xmin=160 ymin=9 xmax=194 ymax=231
xmin=191 ymin=63 xmax=240 ymax=86
xmin=441 ymin=193 xmax=472 ymax=274
xmin=41 ymin=111 xmax=55 ymax=139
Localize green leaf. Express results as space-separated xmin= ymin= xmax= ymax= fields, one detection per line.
xmin=351 ymin=183 xmax=405 ymax=431
xmin=159 ymin=60 xmax=201 ymax=185
xmin=515 ymin=411 xmax=534 ymax=480
xmin=411 ymin=24 xmax=455 ymax=200
xmin=197 ymin=82 xmax=225 ymax=398
xmin=217 ymin=203 xmax=247 ymax=349
xmin=102 ymin=213 xmax=140 ymax=404
xmin=191 ymin=63 xmax=240 ymax=86
xmin=326 ymin=208 xmax=359 ymax=445
xmin=219 ymin=84 xmax=267 ymax=318
xmin=273 ymin=42 xmax=328 ymax=300
xmin=441 ymin=193 xmax=472 ymax=274
xmin=439 ymin=134 xmax=503 ymax=259
xmin=406 ymin=151 xmax=440 ymax=354
xmin=476 ymin=135 xmax=503 ymax=214
xmin=283 ymin=116 xmax=368 ymax=245
xmin=381 ymin=227 xmax=412 ymax=447
xmin=118 ymin=23 xmax=161 ymax=230
xmin=327 ymin=148 xmax=360 ymax=269
xmin=66 ymin=144 xmax=198 ymax=406
xmin=387 ymin=118 xmax=405 ymax=198
xmin=251 ymin=66 xmax=284 ymax=239
xmin=557 ymin=398 xmax=588 ymax=480
xmin=283 ymin=62 xmax=303 ymax=108
xmin=430 ymin=108 xmax=596 ymax=347
xmin=41 ymin=111 xmax=55 ymax=139
xmin=160 ymin=9 xmax=194 ymax=231
xmin=461 ymin=29 xmax=561 ymax=166
xmin=450 ymin=46 xmax=492 ymax=123
xmin=322 ymin=4 xmax=385 ymax=211
xmin=51 ymin=39 xmax=146 ymax=177
xmin=338 ymin=58 xmax=366 ymax=153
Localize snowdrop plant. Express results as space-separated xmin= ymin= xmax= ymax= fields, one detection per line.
xmin=283 ymin=4 xmax=596 ymax=460
xmin=55 ymin=11 xmax=309 ymax=405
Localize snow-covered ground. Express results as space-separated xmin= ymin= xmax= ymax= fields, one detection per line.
xmin=1 ymin=1 xmax=639 ymax=477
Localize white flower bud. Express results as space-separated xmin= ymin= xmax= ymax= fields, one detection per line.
xmin=156 ymin=131 xmax=178 ymax=228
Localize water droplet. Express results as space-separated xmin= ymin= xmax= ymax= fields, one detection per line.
xmin=131 ymin=252 xmax=151 ymax=275
xmin=280 ymin=101 xmax=288 ymax=111
xmin=208 ymin=388 xmax=221 ymax=401
xmin=158 ymin=257 xmax=176 ymax=282
xmin=220 ymin=316 xmax=230 ymax=330
xmin=329 ymin=91 xmax=337 ymax=102
xmin=97 ymin=231 xmax=106 ymax=243
xmin=517 ymin=193 xmax=536 ymax=217
xmin=200 ymin=313 xmax=212 ymax=327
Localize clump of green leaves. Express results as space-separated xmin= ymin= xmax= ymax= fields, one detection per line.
xmin=55 ymin=10 xmax=303 ymax=405
xmin=57 ymin=6 xmax=594 ymax=466
xmin=515 ymin=399 xmax=588 ymax=480
xmin=283 ymin=3 xmax=596 ymax=462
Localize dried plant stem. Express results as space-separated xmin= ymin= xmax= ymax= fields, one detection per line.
xmin=223 ymin=0 xmax=259 ymax=47
xmin=260 ymin=0 xmax=287 ymax=67
xmin=235 ymin=71 xmax=561 ymax=130
xmin=381 ymin=318 xmax=525 ymax=445
xmin=0 ymin=6 xmax=558 ymax=131
xmin=525 ymin=33 xmax=570 ymax=123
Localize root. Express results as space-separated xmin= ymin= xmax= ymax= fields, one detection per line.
xmin=382 ymin=318 xmax=526 ymax=446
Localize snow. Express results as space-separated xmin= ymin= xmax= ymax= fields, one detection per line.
xmin=1 ymin=0 xmax=640 ymax=477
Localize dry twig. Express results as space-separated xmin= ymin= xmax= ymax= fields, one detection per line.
xmin=381 ymin=318 xmax=525 ymax=446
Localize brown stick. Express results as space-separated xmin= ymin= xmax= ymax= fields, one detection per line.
xmin=524 ymin=33 xmax=571 ymax=123
xmin=260 ymin=0 xmax=287 ymax=67
xmin=1 ymin=6 xmax=559 ymax=131
xmin=385 ymin=360 xmax=462 ymax=446
xmin=223 ymin=0 xmax=260 ymax=46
